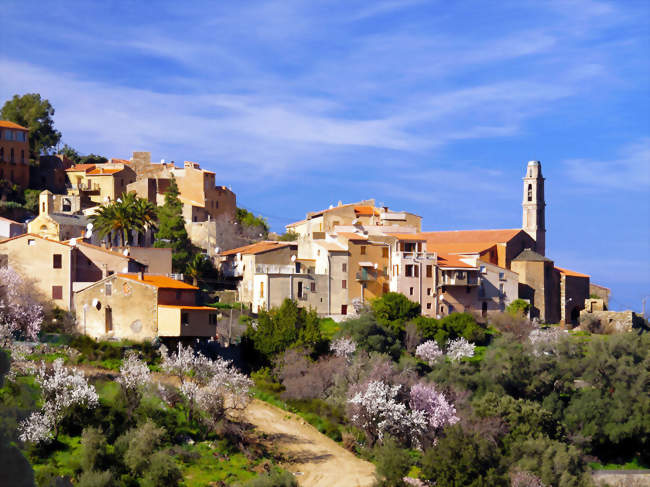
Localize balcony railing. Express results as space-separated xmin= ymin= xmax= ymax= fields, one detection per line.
xmin=256 ymin=264 xmax=296 ymax=274
xmin=394 ymin=251 xmax=436 ymax=260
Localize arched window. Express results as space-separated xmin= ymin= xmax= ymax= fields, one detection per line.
xmin=527 ymin=184 xmax=533 ymax=202
xmin=62 ymin=198 xmax=71 ymax=212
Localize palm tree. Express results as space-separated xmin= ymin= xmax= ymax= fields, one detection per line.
xmin=130 ymin=195 xmax=158 ymax=245
xmin=185 ymin=253 xmax=212 ymax=287
xmin=90 ymin=193 xmax=157 ymax=247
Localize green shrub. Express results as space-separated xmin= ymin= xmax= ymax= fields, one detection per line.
xmin=415 ymin=312 xmax=487 ymax=345
xmin=338 ymin=313 xmax=401 ymax=360
xmin=116 ymin=420 xmax=165 ymax=475
xmin=506 ymin=299 xmax=531 ymax=317
xmin=140 ymin=450 xmax=182 ymax=487
xmin=374 ymin=437 xmax=413 ymax=486
xmin=76 ymin=470 xmax=113 ymax=487
xmin=371 ymin=292 xmax=421 ymax=331
xmin=79 ymin=427 xmax=110 ymax=472
xmin=240 ymin=470 xmax=298 ymax=487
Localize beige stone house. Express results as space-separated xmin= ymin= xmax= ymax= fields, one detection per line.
xmin=27 ymin=191 xmax=92 ymax=242
xmin=74 ymin=273 xmax=217 ymax=341
xmin=0 ymin=215 xmax=25 ymax=239
xmin=65 ymin=162 xmax=136 ymax=206
xmin=0 ymin=233 xmax=145 ymax=310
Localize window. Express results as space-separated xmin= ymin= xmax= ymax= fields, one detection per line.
xmin=0 ymin=148 xmax=3 ymax=161
xmin=466 ymin=286 xmax=471 ymax=294
xmin=342 ymin=263 xmax=347 ymax=272
xmin=260 ymin=281 xmax=264 ymax=298
xmin=480 ymin=265 xmax=486 ymax=274
xmin=310 ymin=282 xmax=316 ymax=292
xmin=20 ymin=150 xmax=24 ymax=164
xmin=10 ymin=148 xmax=14 ymax=163
xmin=499 ymin=272 xmax=505 ymax=280
xmin=53 ymin=254 xmax=62 ymax=269
xmin=209 ymin=314 xmax=217 ymax=325
xmin=52 ymin=286 xmax=63 ymax=300
xmin=405 ymin=265 xmax=414 ymax=277
xmin=105 ymin=307 xmax=112 ymax=332
xmin=409 ymin=287 xmax=414 ymax=296
xmin=456 ymin=271 xmax=465 ymax=279
xmin=527 ymin=184 xmax=533 ymax=202
xmin=341 ymin=304 xmax=347 ymax=315
xmin=105 ymin=283 xmax=112 ymax=296
xmin=427 ymin=288 xmax=431 ymax=296
xmin=342 ymin=279 xmax=347 ymax=289
xmin=215 ymin=201 xmax=218 ymax=208
xmin=297 ymin=281 xmax=303 ymax=298
xmin=382 ymin=283 xmax=389 ymax=294
xmin=426 ymin=265 xmax=432 ymax=278
xmin=426 ymin=303 xmax=431 ymax=310
xmin=499 ymin=283 xmax=504 ymax=295
xmin=360 ymin=245 xmax=366 ymax=255
xmin=382 ymin=247 xmax=388 ymax=258
xmin=393 ymin=264 xmax=399 ymax=276
xmin=181 ymin=312 xmax=189 ymax=326
xmin=28 ymin=239 xmax=35 ymax=246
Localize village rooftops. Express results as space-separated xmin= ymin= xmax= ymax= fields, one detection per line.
xmin=218 ymin=241 xmax=294 ymax=257
xmin=118 ymin=273 xmax=198 ymax=289
xmin=419 ymin=228 xmax=523 ymax=245
xmin=0 ymin=120 xmax=28 ymax=130
xmin=555 ymin=266 xmax=590 ymax=278
xmin=86 ymin=167 xmax=124 ymax=175
xmin=437 ymin=253 xmax=477 ymax=269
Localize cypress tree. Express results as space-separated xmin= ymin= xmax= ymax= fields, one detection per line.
xmin=154 ymin=176 xmax=192 ymax=272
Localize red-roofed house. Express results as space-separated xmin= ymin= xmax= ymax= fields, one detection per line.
xmin=0 ymin=120 xmax=30 ymax=188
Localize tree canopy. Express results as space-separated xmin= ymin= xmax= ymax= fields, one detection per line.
xmin=1 ymin=94 xmax=61 ymax=159
xmin=59 ymin=144 xmax=107 ymax=165
xmin=154 ymin=176 xmax=192 ymax=272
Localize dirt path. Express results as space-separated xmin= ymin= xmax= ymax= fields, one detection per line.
xmin=244 ymin=399 xmax=375 ymax=487
xmin=72 ymin=363 xmax=376 ymax=486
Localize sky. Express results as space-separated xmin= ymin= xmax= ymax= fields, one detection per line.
xmin=1 ymin=0 xmax=648 ymax=312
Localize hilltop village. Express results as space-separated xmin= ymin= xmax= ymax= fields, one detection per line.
xmin=0 ymin=118 xmax=620 ymax=343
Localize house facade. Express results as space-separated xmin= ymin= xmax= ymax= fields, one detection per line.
xmin=0 ymin=120 xmax=30 ymax=188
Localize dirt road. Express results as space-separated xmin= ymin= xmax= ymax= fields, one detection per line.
xmin=244 ymin=399 xmax=376 ymax=487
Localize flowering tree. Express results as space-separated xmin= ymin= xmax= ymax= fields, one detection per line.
xmin=510 ymin=469 xmax=546 ymax=487
xmin=330 ymin=337 xmax=356 ymax=360
xmin=160 ymin=344 xmax=252 ymax=426
xmin=415 ymin=341 xmax=443 ymax=366
xmin=446 ymin=337 xmax=475 ymax=361
xmin=116 ymin=351 xmax=151 ymax=418
xmin=0 ymin=266 xmax=44 ymax=346
xmin=348 ymin=380 xmax=427 ymax=446
xmin=409 ymin=382 xmax=459 ymax=443
xmin=19 ymin=359 xmax=98 ymax=443
xmin=528 ymin=327 xmax=567 ymax=356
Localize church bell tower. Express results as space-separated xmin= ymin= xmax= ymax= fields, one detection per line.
xmin=522 ymin=160 xmax=546 ymax=255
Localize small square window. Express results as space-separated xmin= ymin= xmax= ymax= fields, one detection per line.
xmin=342 ymin=263 xmax=347 ymax=272
xmin=52 ymin=286 xmax=63 ymax=300
xmin=360 ymin=246 xmax=366 ymax=255
xmin=342 ymin=279 xmax=347 ymax=289
xmin=53 ymin=254 xmax=62 ymax=269
xmin=409 ymin=287 xmax=414 ymax=295
xmin=28 ymin=239 xmax=35 ymax=246
xmin=426 ymin=302 xmax=431 ymax=309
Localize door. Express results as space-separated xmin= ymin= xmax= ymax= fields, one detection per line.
xmin=105 ymin=307 xmax=113 ymax=333
xmin=341 ymin=304 xmax=347 ymax=315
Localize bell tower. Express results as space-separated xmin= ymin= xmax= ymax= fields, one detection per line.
xmin=522 ymin=160 xmax=545 ymax=255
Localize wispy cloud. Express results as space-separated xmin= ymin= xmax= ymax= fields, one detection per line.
xmin=564 ymin=138 xmax=650 ymax=190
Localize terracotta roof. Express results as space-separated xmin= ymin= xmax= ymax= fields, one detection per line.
xmin=337 ymin=232 xmax=368 ymax=241
xmin=119 ymin=273 xmax=198 ymax=289
xmin=0 ymin=233 xmax=73 ymax=247
xmin=219 ymin=241 xmax=294 ymax=257
xmin=158 ymin=305 xmax=216 ymax=310
xmin=424 ymin=242 xmax=497 ymax=255
xmin=437 ymin=253 xmax=476 ymax=269
xmin=109 ymin=158 xmax=130 ymax=165
xmin=556 ymin=266 xmax=590 ymax=278
xmin=87 ymin=168 xmax=122 ymax=175
xmin=65 ymin=164 xmax=96 ymax=172
xmin=419 ymin=229 xmax=523 ymax=245
xmin=354 ymin=206 xmax=380 ymax=216
xmin=0 ymin=120 xmax=28 ymax=130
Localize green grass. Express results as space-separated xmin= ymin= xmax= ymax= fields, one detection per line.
xmin=178 ymin=440 xmax=258 ymax=486
xmin=589 ymin=458 xmax=648 ymax=470
xmin=319 ymin=318 xmax=340 ymax=340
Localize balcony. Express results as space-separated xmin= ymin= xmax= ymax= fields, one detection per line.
xmin=394 ymin=251 xmax=436 ymax=260
xmin=439 ymin=272 xmax=479 ymax=287
xmin=76 ymin=183 xmax=100 ymax=194
xmin=256 ymin=264 xmax=296 ymax=274
xmin=356 ymin=269 xmax=377 ymax=281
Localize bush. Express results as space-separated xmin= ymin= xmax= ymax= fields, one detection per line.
xmin=338 ymin=313 xmax=402 ymax=360
xmin=371 ymin=292 xmax=421 ymax=331
xmin=506 ymin=299 xmax=531 ymax=317
xmin=140 ymin=450 xmax=182 ymax=487
xmin=79 ymin=427 xmax=110 ymax=472
xmin=76 ymin=470 xmax=113 ymax=487
xmin=116 ymin=420 xmax=166 ymax=475
xmin=374 ymin=437 xmax=413 ymax=487
xmin=415 ymin=313 xmax=487 ymax=346
xmin=240 ymin=470 xmax=298 ymax=487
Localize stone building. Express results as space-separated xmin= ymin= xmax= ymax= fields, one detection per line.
xmin=0 ymin=215 xmax=25 ymax=239
xmin=31 ymin=155 xmax=72 ymax=193
xmin=27 ymin=191 xmax=92 ymax=242
xmin=73 ymin=273 xmax=217 ymax=341
xmin=65 ymin=162 xmax=136 ymax=206
xmin=0 ymin=120 xmax=30 ymax=188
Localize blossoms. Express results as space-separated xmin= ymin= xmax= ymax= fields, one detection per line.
xmin=0 ymin=266 xmax=43 ymax=344
xmin=117 ymin=351 xmax=151 ymax=416
xmin=415 ymin=341 xmax=443 ymax=365
xmin=409 ymin=382 xmax=459 ymax=434
xmin=528 ymin=327 xmax=567 ymax=356
xmin=446 ymin=337 xmax=475 ymax=361
xmin=330 ymin=337 xmax=356 ymax=359
xmin=19 ymin=359 xmax=98 ymax=443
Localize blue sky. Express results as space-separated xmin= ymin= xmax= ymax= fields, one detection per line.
xmin=1 ymin=0 xmax=648 ymax=311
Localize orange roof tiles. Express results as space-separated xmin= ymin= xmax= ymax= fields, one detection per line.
xmin=419 ymin=229 xmax=522 ymax=245
xmin=437 ymin=253 xmax=476 ymax=269
xmin=555 ymin=266 xmax=590 ymax=278
xmin=390 ymin=233 xmax=427 ymax=241
xmin=354 ymin=206 xmax=380 ymax=216
xmin=219 ymin=241 xmax=294 ymax=256
xmin=109 ymin=158 xmax=130 ymax=164
xmin=425 ymin=242 xmax=497 ymax=255
xmin=87 ymin=168 xmax=122 ymax=175
xmin=0 ymin=120 xmax=28 ymax=130
xmin=118 ymin=273 xmax=198 ymax=289
xmin=65 ymin=164 xmax=96 ymax=172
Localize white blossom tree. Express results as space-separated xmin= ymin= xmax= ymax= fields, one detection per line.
xmin=160 ymin=344 xmax=252 ymax=426
xmin=19 ymin=359 xmax=98 ymax=443
xmin=347 ymin=380 xmax=427 ymax=446
xmin=528 ymin=327 xmax=567 ymax=356
xmin=116 ymin=351 xmax=151 ymax=417
xmin=0 ymin=266 xmax=44 ymax=346
xmin=330 ymin=337 xmax=356 ymax=360
xmin=409 ymin=382 xmax=459 ymax=444
xmin=446 ymin=337 xmax=475 ymax=361
xmin=415 ymin=340 xmax=443 ymax=365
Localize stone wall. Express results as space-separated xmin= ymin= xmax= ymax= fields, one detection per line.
xmin=579 ymin=310 xmax=648 ymax=334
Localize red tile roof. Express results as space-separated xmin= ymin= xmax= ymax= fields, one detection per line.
xmin=0 ymin=120 xmax=28 ymax=130
xmin=87 ymin=168 xmax=122 ymax=175
xmin=65 ymin=164 xmax=96 ymax=172
xmin=354 ymin=206 xmax=380 ymax=216
xmin=389 ymin=233 xmax=427 ymax=241
xmin=437 ymin=253 xmax=476 ymax=269
xmin=419 ymin=229 xmax=523 ymax=245
xmin=424 ymin=242 xmax=497 ymax=255
xmin=219 ymin=241 xmax=294 ymax=256
xmin=555 ymin=266 xmax=590 ymax=278
xmin=119 ymin=273 xmax=198 ymax=289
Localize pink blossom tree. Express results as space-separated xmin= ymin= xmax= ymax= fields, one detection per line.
xmin=409 ymin=382 xmax=459 ymax=444
xmin=0 ymin=266 xmax=44 ymax=346
xmin=19 ymin=359 xmax=98 ymax=443
xmin=415 ymin=340 xmax=443 ymax=365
